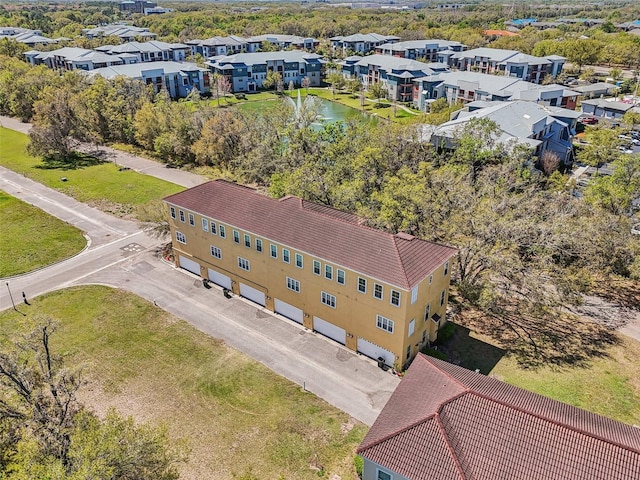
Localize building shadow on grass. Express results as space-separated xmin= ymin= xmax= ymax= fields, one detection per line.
xmin=437 ymin=323 xmax=505 ymax=375
xmin=36 ymin=151 xmax=106 ymax=170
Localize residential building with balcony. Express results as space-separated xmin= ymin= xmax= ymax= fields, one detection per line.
xmin=164 ymin=180 xmax=457 ymax=369
xmin=82 ymin=24 xmax=157 ymax=42
xmin=330 ymin=33 xmax=400 ymax=55
xmin=186 ymin=36 xmax=247 ymax=58
xmin=100 ymin=40 xmax=189 ymax=62
xmin=375 ymin=39 xmax=465 ymax=61
xmin=205 ymin=51 xmax=323 ymax=93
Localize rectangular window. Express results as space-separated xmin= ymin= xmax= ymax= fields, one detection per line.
xmin=219 ymin=225 xmax=226 ymax=238
xmin=295 ymin=253 xmax=303 ymax=268
xmin=313 ymin=260 xmax=321 ymax=275
xmin=270 ymin=244 xmax=277 ymax=258
xmin=283 ymin=249 xmax=290 ymax=263
xmin=376 ymin=315 xmax=394 ymax=334
xmin=408 ymin=318 xmax=415 ymax=337
xmin=411 ymin=286 xmax=418 ymax=304
xmin=444 ymin=261 xmax=449 ymax=276
xmin=440 ymin=290 xmax=446 ymax=307
xmin=170 ymin=206 xmax=176 ymax=219
xmin=377 ymin=470 xmax=392 ymax=480
xmin=188 ymin=213 xmax=195 ymax=226
xmin=422 ymin=330 xmax=427 ymax=344
xmin=256 ymin=239 xmax=263 ymax=253
xmin=391 ymin=290 xmax=401 ymax=307
xmin=429 ymin=274 xmax=433 ymax=284
xmin=325 ymin=264 xmax=333 ymax=280
xmin=337 ymin=269 xmax=345 ymax=285
xmin=358 ymin=277 xmax=367 ymax=294
xmin=210 ymin=246 xmax=222 ymax=259
xmin=374 ymin=283 xmax=383 ymax=300
xmin=244 ymin=234 xmax=251 ymax=248
xmin=424 ymin=304 xmax=431 ymax=322
xmin=406 ymin=345 xmax=411 ymax=360
xmin=210 ymin=222 xmax=217 ymax=235
xmin=202 ymin=218 xmax=209 ymax=232
xmin=233 ymin=230 xmax=240 ymax=243
xmin=179 ymin=210 xmax=185 ymax=222
xmin=176 ymin=231 xmax=186 ymax=244
xmin=321 ymin=291 xmax=336 ymax=308
xmin=286 ymin=277 xmax=300 ymax=293
xmin=238 ymin=257 xmax=250 ymax=271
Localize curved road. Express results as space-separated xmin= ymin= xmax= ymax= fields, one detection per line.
xmin=0 ymin=121 xmax=399 ymax=425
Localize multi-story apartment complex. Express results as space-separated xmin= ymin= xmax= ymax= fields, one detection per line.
xmin=164 ymin=180 xmax=457 ymax=369
xmin=206 ymin=51 xmax=323 ymax=93
xmin=330 ymin=33 xmax=400 ymax=55
xmin=187 ymin=34 xmax=319 ymax=58
xmin=375 ymin=39 xmax=466 ymax=61
xmin=82 ymin=24 xmax=157 ymax=42
xmin=447 ymin=47 xmax=565 ymax=84
xmin=341 ymin=54 xmax=449 ymax=103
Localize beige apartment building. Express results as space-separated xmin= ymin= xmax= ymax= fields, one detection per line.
xmin=164 ymin=180 xmax=457 ymax=369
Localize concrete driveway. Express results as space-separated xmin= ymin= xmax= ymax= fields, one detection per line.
xmin=0 ymin=158 xmax=398 ymax=425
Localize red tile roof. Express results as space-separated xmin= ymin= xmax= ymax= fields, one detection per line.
xmin=164 ymin=180 xmax=457 ymax=289
xmin=357 ymin=354 xmax=640 ymax=480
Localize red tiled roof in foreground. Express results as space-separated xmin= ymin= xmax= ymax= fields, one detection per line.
xmin=164 ymin=180 xmax=457 ymax=289
xmin=357 ymin=354 xmax=640 ymax=480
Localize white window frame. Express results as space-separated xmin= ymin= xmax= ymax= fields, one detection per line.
xmin=188 ymin=213 xmax=195 ymax=226
xmin=210 ymin=222 xmax=217 ymax=235
xmin=444 ymin=261 xmax=449 ymax=276
xmin=170 ymin=206 xmax=176 ymax=219
xmin=238 ymin=257 xmax=250 ymax=271
xmin=244 ymin=234 xmax=251 ymax=248
xmin=219 ymin=225 xmax=226 ymax=238
xmin=374 ymin=283 xmax=383 ymax=300
xmin=321 ymin=291 xmax=336 ymax=308
xmin=429 ymin=274 xmax=433 ymax=284
xmin=210 ymin=245 xmax=222 ymax=259
xmin=313 ymin=260 xmax=321 ymax=275
xmin=408 ymin=318 xmax=415 ymax=337
xmin=295 ymin=253 xmax=303 ymax=268
xmin=202 ymin=218 xmax=209 ymax=232
xmin=424 ymin=304 xmax=431 ymax=322
xmin=233 ymin=230 xmax=240 ymax=244
xmin=376 ymin=315 xmax=394 ymax=334
xmin=406 ymin=345 xmax=411 ymax=360
xmin=337 ymin=269 xmax=345 ymax=285
xmin=358 ymin=277 xmax=367 ymax=294
xmin=286 ymin=277 xmax=300 ymax=293
xmin=325 ymin=264 xmax=333 ymax=280
xmin=390 ymin=290 xmax=401 ymax=307
xmin=175 ymin=231 xmax=186 ymax=244
xmin=256 ymin=239 xmax=263 ymax=252
xmin=270 ymin=244 xmax=278 ymax=259
xmin=440 ymin=290 xmax=446 ymax=307
xmin=411 ymin=286 xmax=418 ymax=304
xmin=377 ymin=469 xmax=392 ymax=480
xmin=283 ymin=248 xmax=290 ymax=263
xmin=179 ymin=210 xmax=185 ymax=222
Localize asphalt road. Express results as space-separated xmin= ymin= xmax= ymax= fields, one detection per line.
xmin=0 ymin=123 xmax=399 ymax=425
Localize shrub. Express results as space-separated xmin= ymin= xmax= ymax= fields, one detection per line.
xmin=421 ymin=347 xmax=447 ymax=360
xmin=435 ymin=322 xmax=456 ymax=345
xmin=354 ymin=455 xmax=364 ymax=478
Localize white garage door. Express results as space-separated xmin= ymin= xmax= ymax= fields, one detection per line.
xmin=275 ymin=299 xmax=303 ymax=324
xmin=314 ymin=316 xmax=346 ymax=345
xmin=239 ymin=283 xmax=266 ymax=306
xmin=357 ymin=338 xmax=395 ymax=367
xmin=179 ymin=255 xmax=200 ymax=275
xmin=208 ymin=268 xmax=232 ymax=289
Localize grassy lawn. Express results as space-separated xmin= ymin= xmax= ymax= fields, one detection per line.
xmin=440 ymin=322 xmax=640 ymax=426
xmin=0 ymin=127 xmax=183 ymax=218
xmin=0 ymin=191 xmax=86 ymax=277
xmin=0 ymin=286 xmax=366 ymax=479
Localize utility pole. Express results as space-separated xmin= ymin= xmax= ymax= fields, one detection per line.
xmin=6 ymin=282 xmax=17 ymax=312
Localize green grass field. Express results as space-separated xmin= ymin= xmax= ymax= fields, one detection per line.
xmin=0 ymin=191 xmax=86 ymax=277
xmin=443 ymin=324 xmax=640 ymax=426
xmin=0 ymin=128 xmax=183 ymax=218
xmin=0 ymin=286 xmax=366 ymax=479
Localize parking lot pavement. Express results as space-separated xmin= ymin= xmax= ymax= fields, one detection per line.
xmin=84 ymin=251 xmax=401 ymax=426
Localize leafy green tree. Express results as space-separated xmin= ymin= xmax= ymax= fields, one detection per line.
xmin=262 ymin=70 xmax=281 ymax=91
xmin=561 ymin=39 xmax=602 ymax=72
xmin=326 ymin=72 xmax=345 ymax=96
xmin=585 ymin=154 xmax=640 ymax=215
xmin=367 ymin=81 xmax=387 ymax=105
xmin=576 ymin=126 xmax=623 ymax=169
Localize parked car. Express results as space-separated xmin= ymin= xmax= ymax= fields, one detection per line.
xmin=579 ymin=116 xmax=599 ymax=125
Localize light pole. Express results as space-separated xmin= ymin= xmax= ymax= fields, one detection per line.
xmin=6 ymin=282 xmax=17 ymax=312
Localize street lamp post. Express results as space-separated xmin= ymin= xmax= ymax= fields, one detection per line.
xmin=5 ymin=282 xmax=17 ymax=312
